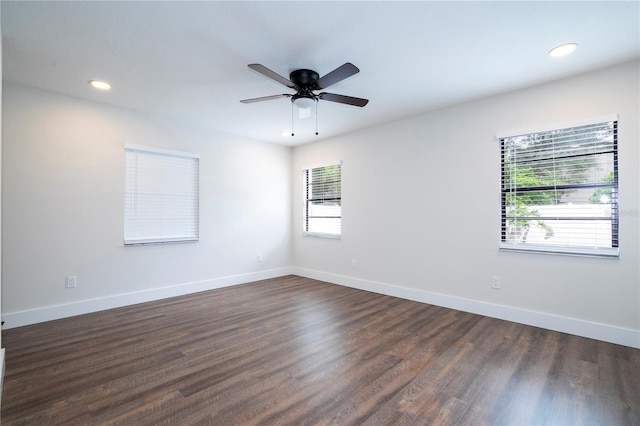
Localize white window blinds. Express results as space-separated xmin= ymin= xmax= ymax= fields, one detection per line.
xmin=304 ymin=163 xmax=342 ymax=238
xmin=125 ymin=146 xmax=199 ymax=245
xmin=499 ymin=119 xmax=618 ymax=257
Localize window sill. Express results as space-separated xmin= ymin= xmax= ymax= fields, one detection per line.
xmin=499 ymin=243 xmax=619 ymax=258
xmin=303 ymin=232 xmax=341 ymax=240
xmin=124 ymin=238 xmax=198 ymax=246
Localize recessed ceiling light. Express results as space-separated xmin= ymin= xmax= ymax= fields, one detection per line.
xmin=89 ymin=80 xmax=111 ymax=90
xmin=549 ymin=43 xmax=578 ymax=58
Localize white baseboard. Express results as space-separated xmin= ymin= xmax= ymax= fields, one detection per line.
xmin=292 ymin=267 xmax=640 ymax=349
xmin=0 ymin=348 xmax=4 ymax=407
xmin=4 ymin=267 xmax=638 ymax=349
xmin=0 ymin=347 xmax=4 ymax=405
xmin=1 ymin=268 xmax=293 ymax=329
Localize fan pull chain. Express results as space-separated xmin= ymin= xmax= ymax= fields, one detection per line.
xmin=315 ymin=101 xmax=319 ymax=136
xmin=291 ymin=102 xmax=295 ymax=137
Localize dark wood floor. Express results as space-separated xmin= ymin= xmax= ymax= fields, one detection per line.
xmin=2 ymin=275 xmax=638 ymax=425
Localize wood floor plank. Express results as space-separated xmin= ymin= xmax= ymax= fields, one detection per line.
xmin=2 ymin=275 xmax=638 ymax=425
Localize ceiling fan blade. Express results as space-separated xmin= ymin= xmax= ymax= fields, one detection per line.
xmin=240 ymin=94 xmax=291 ymax=104
xmin=315 ymin=63 xmax=360 ymax=89
xmin=248 ymin=64 xmax=295 ymax=88
xmin=319 ymin=92 xmax=369 ymax=107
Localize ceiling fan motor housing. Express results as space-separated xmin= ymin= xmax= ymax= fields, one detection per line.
xmin=290 ymin=69 xmax=320 ymax=106
xmin=289 ymin=69 xmax=320 ymax=88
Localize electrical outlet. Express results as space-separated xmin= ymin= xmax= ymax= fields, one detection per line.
xmin=491 ymin=275 xmax=501 ymax=289
xmin=257 ymin=254 xmax=263 ymax=264
xmin=351 ymin=259 xmax=357 ymax=268
xmin=66 ymin=276 xmax=77 ymax=288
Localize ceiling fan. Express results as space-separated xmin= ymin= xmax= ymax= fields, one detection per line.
xmin=240 ymin=62 xmax=369 ymax=109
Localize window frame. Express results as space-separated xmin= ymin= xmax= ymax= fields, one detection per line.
xmin=498 ymin=117 xmax=619 ymax=258
xmin=124 ymin=145 xmax=200 ymax=245
xmin=303 ymin=162 xmax=342 ymax=239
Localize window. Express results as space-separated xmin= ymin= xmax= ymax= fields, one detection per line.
xmin=125 ymin=146 xmax=199 ymax=245
xmin=303 ymin=163 xmax=342 ymax=238
xmin=499 ymin=118 xmax=618 ymax=257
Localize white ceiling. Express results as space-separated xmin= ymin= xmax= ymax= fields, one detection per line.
xmin=2 ymin=1 xmax=639 ymax=146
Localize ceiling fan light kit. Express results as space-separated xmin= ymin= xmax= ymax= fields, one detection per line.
xmin=292 ymin=95 xmax=316 ymax=110
xmin=241 ymin=62 xmax=368 ymax=136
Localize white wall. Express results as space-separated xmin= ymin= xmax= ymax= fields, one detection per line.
xmin=1 ymin=83 xmax=292 ymax=326
xmin=2 ymin=62 xmax=638 ymax=348
xmin=0 ymin=4 xmax=5 ymax=391
xmin=292 ymin=61 xmax=640 ymax=348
